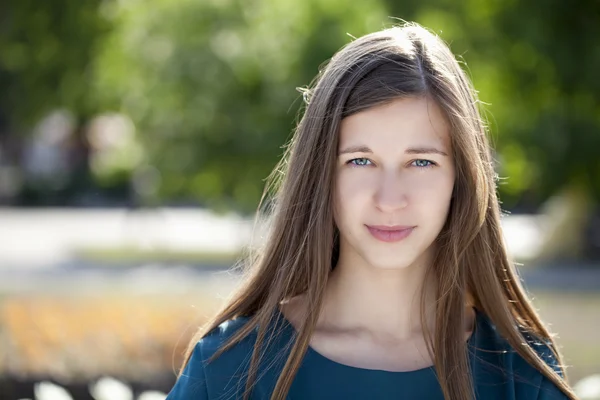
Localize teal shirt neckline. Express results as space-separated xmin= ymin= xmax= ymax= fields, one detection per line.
xmin=287 ymin=307 xmax=477 ymax=376
xmin=166 ymin=308 xmax=568 ymax=399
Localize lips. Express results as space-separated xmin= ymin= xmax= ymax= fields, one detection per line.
xmin=365 ymin=225 xmax=415 ymax=242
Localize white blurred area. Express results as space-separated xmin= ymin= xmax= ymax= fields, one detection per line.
xmin=0 ymin=207 xmax=256 ymax=267
xmin=501 ymin=213 xmax=547 ymax=261
xmin=0 ymin=207 xmax=540 ymax=267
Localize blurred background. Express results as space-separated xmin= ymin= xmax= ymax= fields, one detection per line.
xmin=0 ymin=0 xmax=599 ymax=399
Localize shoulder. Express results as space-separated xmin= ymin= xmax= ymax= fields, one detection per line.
xmin=199 ymin=316 xmax=256 ymax=358
xmin=166 ymin=316 xmax=257 ymax=400
xmin=472 ymin=311 xmax=568 ymax=399
xmin=167 ymin=314 xmax=294 ymax=400
xmin=477 ymin=312 xmax=561 ymax=370
xmin=196 ymin=316 xmax=260 ymax=384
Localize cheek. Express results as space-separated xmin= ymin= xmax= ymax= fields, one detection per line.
xmin=408 ymin=171 xmax=455 ymax=212
xmin=334 ymin=173 xmax=370 ymax=222
xmin=415 ymin=174 xmax=453 ymax=195
xmin=337 ymin=170 xmax=370 ymax=193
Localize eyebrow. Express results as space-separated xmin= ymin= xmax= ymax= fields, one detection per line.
xmin=338 ymin=145 xmax=448 ymax=156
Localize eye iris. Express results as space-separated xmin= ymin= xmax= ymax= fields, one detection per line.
xmin=350 ymin=159 xmax=432 ymax=167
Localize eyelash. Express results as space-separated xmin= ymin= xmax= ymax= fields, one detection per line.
xmin=346 ymin=158 xmax=437 ymax=169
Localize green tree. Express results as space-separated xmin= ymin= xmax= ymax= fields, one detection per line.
xmin=0 ymin=0 xmax=118 ymax=205
xmin=382 ymin=0 xmax=600 ymax=207
xmin=0 ymin=0 xmax=110 ymax=128
xmin=93 ymin=0 xmax=388 ymax=213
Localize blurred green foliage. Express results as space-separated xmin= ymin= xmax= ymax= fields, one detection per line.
xmin=1 ymin=0 xmax=599 ymax=212
xmin=390 ymin=0 xmax=600 ymax=204
xmin=92 ymin=0 xmax=387 ymax=212
xmin=0 ymin=0 xmax=110 ymax=127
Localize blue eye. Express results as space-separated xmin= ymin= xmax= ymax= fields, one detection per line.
xmin=412 ymin=159 xmax=435 ymax=168
xmin=348 ymin=158 xmax=372 ymax=166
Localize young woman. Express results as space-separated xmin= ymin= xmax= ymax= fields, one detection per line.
xmin=166 ymin=23 xmax=577 ymax=399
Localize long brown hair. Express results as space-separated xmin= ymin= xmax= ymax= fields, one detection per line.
xmin=177 ymin=22 xmax=577 ymax=400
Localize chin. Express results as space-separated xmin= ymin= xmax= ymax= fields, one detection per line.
xmin=364 ymin=255 xmax=417 ymax=270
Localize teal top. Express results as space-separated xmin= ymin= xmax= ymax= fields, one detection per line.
xmin=166 ymin=308 xmax=568 ymax=399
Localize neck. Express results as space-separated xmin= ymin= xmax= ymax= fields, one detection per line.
xmin=320 ymin=249 xmax=437 ymax=340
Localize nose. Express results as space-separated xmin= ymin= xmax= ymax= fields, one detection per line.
xmin=373 ymin=170 xmax=409 ymax=213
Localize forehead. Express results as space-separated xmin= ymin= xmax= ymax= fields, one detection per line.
xmin=338 ymin=97 xmax=451 ymax=149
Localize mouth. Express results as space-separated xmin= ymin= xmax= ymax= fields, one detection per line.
xmin=365 ymin=225 xmax=415 ymax=242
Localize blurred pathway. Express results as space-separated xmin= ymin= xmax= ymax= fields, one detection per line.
xmin=0 ymin=207 xmax=257 ymax=268
xmin=0 ymin=208 xmax=598 ymax=294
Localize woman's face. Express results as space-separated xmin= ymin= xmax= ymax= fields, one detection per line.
xmin=334 ymin=96 xmax=455 ymax=270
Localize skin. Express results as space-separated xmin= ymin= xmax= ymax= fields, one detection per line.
xmin=282 ymin=96 xmax=474 ymax=372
